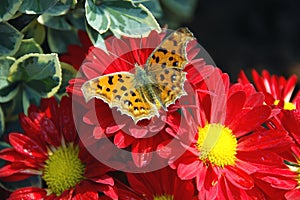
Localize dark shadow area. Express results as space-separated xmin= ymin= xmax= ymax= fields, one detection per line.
xmin=186 ymin=0 xmax=300 ymax=81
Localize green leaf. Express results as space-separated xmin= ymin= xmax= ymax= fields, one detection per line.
xmin=0 ymin=107 xmax=4 ymax=136
xmin=104 ymin=1 xmax=161 ymax=37
xmin=22 ymin=88 xmax=31 ymax=115
xmin=85 ymin=0 xmax=110 ymax=34
xmin=66 ymin=9 xmax=85 ymax=30
xmin=0 ymin=57 xmax=19 ymax=104
xmin=1 ymin=93 xmax=23 ymax=122
xmin=0 ymin=57 xmax=15 ymax=90
xmin=142 ymin=0 xmax=162 ymax=18
xmin=43 ymin=0 xmax=73 ymax=16
xmin=6 ymin=53 xmax=61 ymax=114
xmin=47 ymin=28 xmax=80 ymax=53
xmin=85 ymin=22 xmax=106 ymax=50
xmin=0 ymin=84 xmax=19 ymax=103
xmin=0 ymin=0 xmax=23 ymax=22
xmin=0 ymin=22 xmax=23 ymax=56
xmin=160 ymin=0 xmax=197 ymax=19
xmin=21 ymin=20 xmax=46 ymax=45
xmin=37 ymin=14 xmax=72 ymax=30
xmin=86 ymin=0 xmax=161 ymax=37
xmin=14 ymin=39 xmax=43 ymax=58
xmin=56 ymin=62 xmax=77 ymax=98
xmin=19 ymin=0 xmax=59 ymax=14
xmin=8 ymin=53 xmax=62 ymax=97
xmin=0 ymin=142 xmax=10 ymax=151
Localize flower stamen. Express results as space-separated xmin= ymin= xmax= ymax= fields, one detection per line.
xmin=196 ymin=123 xmax=237 ymax=167
xmin=274 ymin=99 xmax=296 ymax=110
xmin=43 ymin=143 xmax=85 ymax=196
xmin=153 ymin=194 xmax=174 ymax=200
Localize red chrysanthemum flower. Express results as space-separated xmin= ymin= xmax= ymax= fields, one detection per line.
xmin=239 ymin=69 xmax=300 ymax=110
xmin=267 ymin=97 xmax=300 ymax=199
xmin=159 ymin=68 xmax=294 ymax=199
xmin=117 ymin=166 xmax=197 ymax=200
xmin=67 ymin=29 xmax=213 ymax=168
xmin=0 ymin=97 xmax=117 ymax=200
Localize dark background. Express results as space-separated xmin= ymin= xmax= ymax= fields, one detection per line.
xmin=185 ymin=0 xmax=300 ymax=82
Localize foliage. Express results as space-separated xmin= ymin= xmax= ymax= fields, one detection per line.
xmin=0 ymin=0 xmax=197 ymax=191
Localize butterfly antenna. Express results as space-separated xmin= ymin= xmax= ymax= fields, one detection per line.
xmin=137 ymin=34 xmax=143 ymax=64
xmin=104 ymin=48 xmax=136 ymax=68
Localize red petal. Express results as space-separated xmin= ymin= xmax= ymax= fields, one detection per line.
xmin=9 ymin=133 xmax=47 ymax=159
xmin=114 ymin=132 xmax=134 ymax=148
xmin=225 ymin=91 xmax=246 ymax=125
xmin=118 ymin=189 xmax=141 ymax=200
xmin=60 ymin=96 xmax=77 ymax=142
xmin=0 ymin=148 xmax=27 ymax=162
xmin=128 ymin=128 xmax=148 ymax=139
xmin=237 ymin=151 xmax=284 ymax=169
xmin=238 ymin=70 xmax=251 ymax=84
xmin=103 ymin=185 xmax=118 ymax=200
xmin=83 ymin=110 xmax=98 ymax=125
xmin=39 ymin=117 xmax=61 ymax=147
xmin=91 ymin=175 xmax=114 ymax=186
xmin=219 ymin=177 xmax=239 ymax=200
xmin=174 ymin=180 xmax=196 ymax=200
xmin=156 ymin=139 xmax=174 ymax=159
xmin=208 ymin=70 xmax=229 ymax=124
xmin=73 ymin=191 xmax=99 ymax=200
xmin=93 ymin=126 xmax=106 ymax=139
xmin=127 ymin=173 xmax=152 ymax=196
xmin=8 ymin=187 xmax=46 ymax=200
xmin=223 ymin=166 xmax=254 ymax=190
xmin=245 ymin=92 xmax=264 ymax=107
xmin=196 ymin=162 xmax=207 ymax=190
xmin=82 ymin=61 xmax=104 ymax=79
xmin=19 ymin=114 xmax=40 ymax=137
xmin=0 ymin=163 xmax=33 ymax=177
xmin=177 ymin=159 xmax=200 ymax=180
xmin=40 ymin=97 xmax=59 ymax=124
xmin=238 ymin=129 xmax=292 ymax=151
xmin=131 ymin=138 xmax=154 ymax=168
xmin=284 ymin=74 xmax=297 ymax=101
xmin=255 ymin=169 xmax=297 ymax=190
xmin=285 ymin=189 xmax=300 ymax=200
xmin=229 ymin=105 xmax=271 ymax=137
xmin=291 ymin=145 xmax=300 ymax=158
xmin=106 ymin=122 xmax=126 ymax=134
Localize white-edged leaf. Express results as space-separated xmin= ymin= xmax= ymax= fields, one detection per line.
xmin=0 ymin=0 xmax=23 ymax=22
xmin=85 ymin=0 xmax=110 ymax=34
xmin=0 ymin=22 xmax=23 ymax=56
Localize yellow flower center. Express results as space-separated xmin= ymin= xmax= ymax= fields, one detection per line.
xmin=43 ymin=143 xmax=85 ymax=196
xmin=153 ymin=194 xmax=174 ymax=200
xmin=285 ymin=160 xmax=300 ymax=188
xmin=196 ymin=123 xmax=237 ymax=167
xmin=274 ymin=99 xmax=296 ymax=110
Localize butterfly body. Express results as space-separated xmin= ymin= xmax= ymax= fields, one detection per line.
xmin=134 ymin=65 xmax=166 ymax=110
xmin=82 ymin=28 xmax=194 ymax=123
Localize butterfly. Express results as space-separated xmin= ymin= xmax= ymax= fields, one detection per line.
xmin=81 ymin=28 xmax=195 ymax=124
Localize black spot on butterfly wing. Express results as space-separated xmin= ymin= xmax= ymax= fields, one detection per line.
xmin=108 ymin=76 xmax=114 ymax=85
xmin=157 ymin=48 xmax=168 ymax=54
xmin=121 ymin=86 xmax=127 ymax=91
xmin=97 ymin=84 xmax=102 ymax=90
